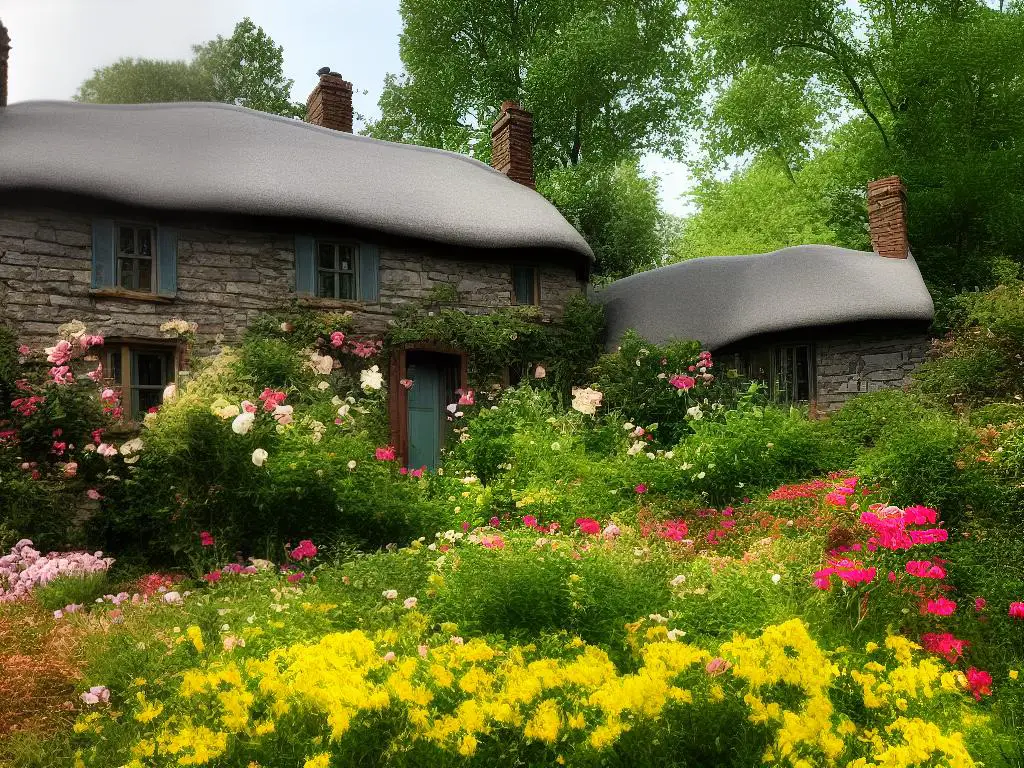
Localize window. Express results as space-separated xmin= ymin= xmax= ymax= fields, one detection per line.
xmin=317 ymin=242 xmax=357 ymax=300
xmin=117 ymin=225 xmax=156 ymax=293
xmin=512 ymin=265 xmax=538 ymax=305
xmin=92 ymin=220 xmax=177 ymax=297
xmin=106 ymin=345 xmax=176 ymax=420
xmin=772 ymin=344 xmax=814 ymax=403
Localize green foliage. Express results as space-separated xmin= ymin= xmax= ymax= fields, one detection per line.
xmin=853 ymin=414 xmax=1005 ymax=524
xmin=367 ymin=0 xmax=691 ymax=171
xmin=591 ymin=330 xmax=750 ymax=446
xmin=32 ymin=572 xmax=110 ymax=612
xmin=915 ymin=281 xmax=1024 ymax=408
xmin=669 ymin=152 xmax=868 ymax=262
xmin=387 ymin=294 xmax=604 ymax=396
xmin=538 ymin=159 xmax=665 ymax=281
xmin=685 ymin=0 xmax=1024 ymax=290
xmin=0 ymin=324 xmax=19 ymax=419
xmin=672 ymin=405 xmax=846 ymax=505
xmin=75 ymin=18 xmax=301 ymax=118
xmin=824 ymin=390 xmax=936 ymax=450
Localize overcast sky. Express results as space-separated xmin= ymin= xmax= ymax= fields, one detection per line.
xmin=0 ymin=0 xmax=694 ymax=215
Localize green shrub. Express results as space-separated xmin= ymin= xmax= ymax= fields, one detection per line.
xmin=824 ymin=390 xmax=935 ymax=450
xmin=853 ymin=413 xmax=1006 ymax=524
xmin=591 ymin=330 xmax=754 ymax=446
xmin=669 ymin=404 xmax=847 ymax=505
xmin=32 ymin=572 xmax=109 ymax=611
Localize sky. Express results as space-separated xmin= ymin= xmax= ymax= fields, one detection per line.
xmin=0 ymin=0 xmax=695 ymax=216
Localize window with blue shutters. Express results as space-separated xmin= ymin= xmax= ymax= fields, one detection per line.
xmin=91 ymin=219 xmax=177 ymax=297
xmin=294 ymin=236 xmax=379 ymax=303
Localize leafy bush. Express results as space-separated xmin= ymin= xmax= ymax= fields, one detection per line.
xmin=853 ymin=414 xmax=1006 ymax=524
xmin=32 ymin=572 xmax=110 ymax=612
xmin=591 ymin=330 xmax=756 ymax=446
xmin=915 ymin=281 xmax=1024 ymax=408
xmin=669 ymin=404 xmax=847 ymax=505
xmin=824 ymin=389 xmax=936 ymax=450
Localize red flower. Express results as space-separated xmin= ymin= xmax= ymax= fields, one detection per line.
xmin=1010 ymin=601 xmax=1024 ymax=619
xmin=966 ymin=667 xmax=993 ymax=700
xmin=634 ymin=483 xmax=647 ymax=495
xmin=290 ymin=539 xmax=318 ymax=561
xmin=200 ymin=531 xmax=215 ymax=547
xmin=575 ymin=518 xmax=601 ymax=535
xmin=375 ymin=446 xmax=397 ymax=461
xmin=923 ymin=597 xmax=957 ymax=616
xmin=920 ymin=632 xmax=969 ymax=664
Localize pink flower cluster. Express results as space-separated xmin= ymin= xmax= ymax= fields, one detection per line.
xmin=258 ymin=388 xmax=287 ymax=412
xmin=813 ymin=558 xmax=877 ymax=589
xmin=859 ymin=505 xmax=948 ymax=551
xmin=824 ymin=476 xmax=860 ymax=506
xmin=290 ymin=539 xmax=318 ymax=560
xmin=375 ymin=446 xmax=397 ymax=461
xmin=920 ymin=632 xmax=969 ymax=664
xmin=0 ymin=539 xmax=114 ymax=602
xmin=350 ymin=339 xmax=383 ymax=359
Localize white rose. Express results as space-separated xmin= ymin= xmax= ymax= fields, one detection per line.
xmin=251 ymin=448 xmax=269 ymax=467
xmin=231 ymin=411 xmax=255 ymax=435
xmin=360 ymin=365 xmax=384 ymax=391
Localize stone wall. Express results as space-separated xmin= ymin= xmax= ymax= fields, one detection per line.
xmin=815 ymin=333 xmax=931 ymax=411
xmin=0 ymin=207 xmax=585 ymax=350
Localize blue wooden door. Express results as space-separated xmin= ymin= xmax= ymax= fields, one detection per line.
xmin=407 ymin=362 xmax=442 ymax=470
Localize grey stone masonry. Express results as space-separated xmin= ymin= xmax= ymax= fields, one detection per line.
xmin=815 ymin=332 xmax=931 ymax=411
xmin=0 ymin=207 xmax=585 ymax=349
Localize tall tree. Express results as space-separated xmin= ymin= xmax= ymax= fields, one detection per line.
xmin=365 ymin=0 xmax=691 ymax=173
xmin=367 ymin=0 xmax=689 ymax=279
xmin=683 ymin=0 xmax=1024 ymax=291
xmin=539 ymin=159 xmax=665 ymax=282
xmin=75 ymin=18 xmax=301 ymax=118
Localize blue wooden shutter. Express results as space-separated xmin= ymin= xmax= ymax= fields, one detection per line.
xmin=156 ymin=227 xmax=178 ymax=297
xmin=91 ymin=219 xmax=116 ymax=288
xmin=358 ymin=243 xmax=380 ymax=302
xmin=295 ymin=235 xmax=316 ymax=295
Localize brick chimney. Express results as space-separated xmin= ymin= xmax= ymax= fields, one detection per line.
xmin=867 ymin=176 xmax=909 ymax=259
xmin=305 ymin=68 xmax=353 ymax=133
xmin=491 ymin=101 xmax=535 ymax=189
xmin=0 ymin=20 xmax=10 ymax=108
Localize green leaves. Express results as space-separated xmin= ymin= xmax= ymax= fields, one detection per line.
xmin=367 ymin=0 xmax=691 ymax=172
xmin=75 ymin=18 xmax=300 ymax=118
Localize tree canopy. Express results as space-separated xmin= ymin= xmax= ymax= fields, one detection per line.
xmin=678 ymin=0 xmax=1024 ymax=293
xmin=75 ymin=18 xmax=302 ymax=118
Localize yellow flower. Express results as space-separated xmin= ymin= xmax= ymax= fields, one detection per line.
xmin=134 ymin=692 xmax=164 ymax=723
xmin=1010 ymin=670 xmax=1019 ymax=680
xmin=524 ymin=699 xmax=561 ymax=744
xmin=186 ymin=625 xmax=205 ymax=653
xmin=253 ymin=719 xmax=275 ymax=736
xmin=303 ymin=753 xmax=332 ymax=768
xmin=458 ymin=734 xmax=478 ymax=757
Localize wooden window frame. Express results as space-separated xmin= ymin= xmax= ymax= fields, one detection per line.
xmin=104 ymin=340 xmax=180 ymax=422
xmin=115 ymin=222 xmax=158 ymax=294
xmin=315 ymin=240 xmax=359 ymax=301
xmin=770 ymin=343 xmax=816 ymax=404
xmin=511 ymin=264 xmax=540 ymax=306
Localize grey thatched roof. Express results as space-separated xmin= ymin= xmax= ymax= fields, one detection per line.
xmin=0 ymin=101 xmax=593 ymax=267
xmin=596 ymin=245 xmax=935 ymax=350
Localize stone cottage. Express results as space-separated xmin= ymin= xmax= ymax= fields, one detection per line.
xmin=597 ymin=176 xmax=936 ymax=411
xmin=0 ymin=23 xmax=592 ymax=467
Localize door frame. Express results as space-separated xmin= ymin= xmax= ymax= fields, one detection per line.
xmin=389 ymin=342 xmax=469 ymax=467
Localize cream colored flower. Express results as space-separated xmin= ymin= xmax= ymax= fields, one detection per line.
xmin=360 ymin=365 xmax=384 ymax=391
xmin=251 ymin=448 xmax=268 ymax=467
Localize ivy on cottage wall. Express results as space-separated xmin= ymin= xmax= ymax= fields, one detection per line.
xmin=385 ymin=294 xmax=606 ymax=398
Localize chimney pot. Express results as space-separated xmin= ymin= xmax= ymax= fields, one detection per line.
xmin=0 ymin=20 xmax=10 ymax=108
xmin=306 ymin=69 xmax=354 ymax=134
xmin=491 ymin=101 xmax=535 ymax=189
xmin=867 ymin=175 xmax=910 ymax=259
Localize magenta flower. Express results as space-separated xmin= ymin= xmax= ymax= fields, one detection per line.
xmin=668 ymin=374 xmax=695 ymax=390
xmin=290 ymin=539 xmax=319 ymax=561
xmin=575 ymin=518 xmax=601 ymax=535
xmin=905 ymin=560 xmax=947 ymax=579
xmin=1009 ymin=602 xmax=1024 ymax=619
xmin=920 ymin=632 xmax=969 ymax=664
xmin=975 ymin=597 xmax=987 ymax=612
xmin=635 ymin=483 xmax=647 ymax=495
xmin=287 ymin=572 xmax=305 ymax=583
xmin=966 ymin=667 xmax=993 ymax=700
xmin=199 ymin=531 xmax=215 ymax=547
xmin=375 ymin=446 xmax=397 ymax=461
xmin=923 ymin=597 xmax=957 ymax=616
xmin=523 ymin=515 xmax=539 ymax=529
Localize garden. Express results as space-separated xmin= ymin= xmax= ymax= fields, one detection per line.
xmin=2 ymin=284 xmax=1024 ymax=768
